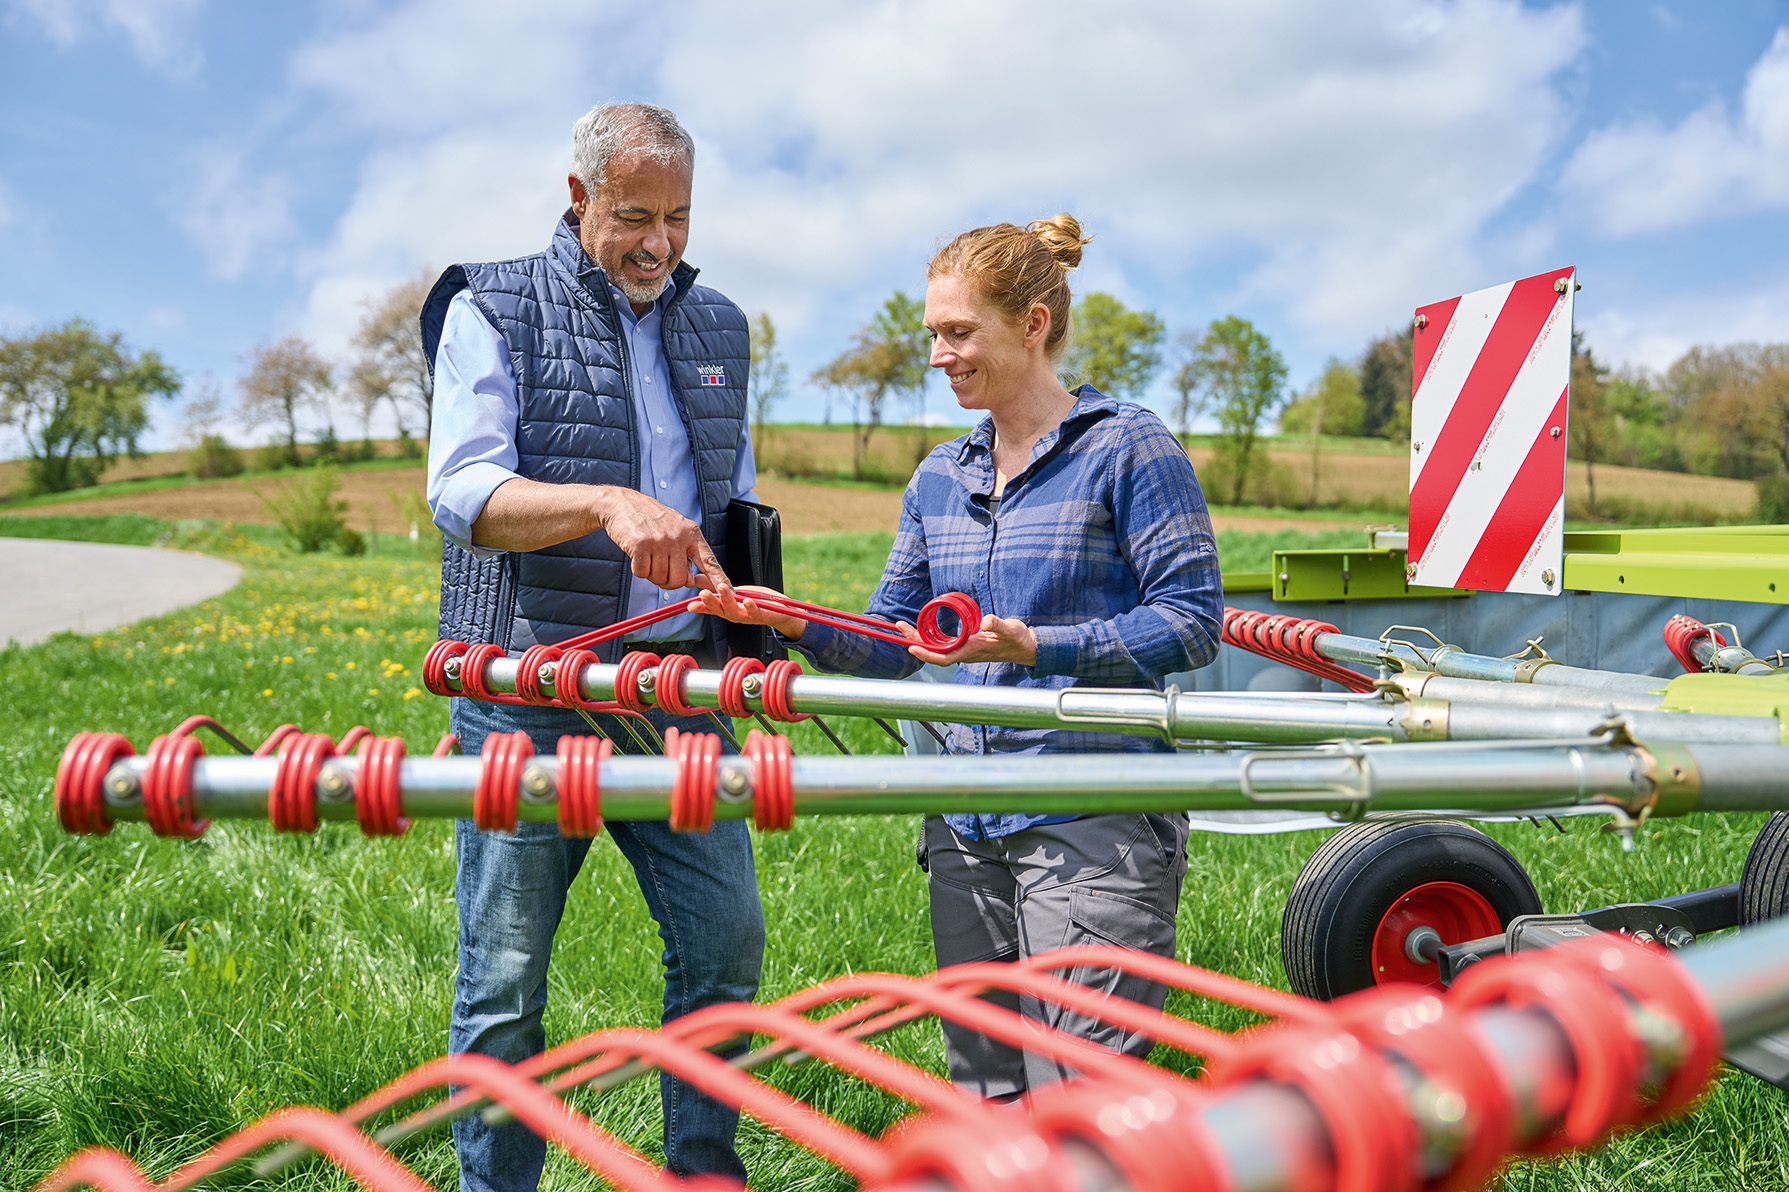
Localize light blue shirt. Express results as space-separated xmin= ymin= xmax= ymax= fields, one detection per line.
xmin=426 ymin=287 xmax=757 ymax=643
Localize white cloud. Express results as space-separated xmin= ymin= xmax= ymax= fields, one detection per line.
xmin=285 ymin=0 xmax=1587 ymax=382
xmin=1562 ymin=27 xmax=1789 ymax=235
xmin=8 ymin=0 xmax=205 ymax=78
xmin=1578 ymin=268 xmax=1789 ymax=373
xmin=174 ymin=147 xmax=298 ymax=280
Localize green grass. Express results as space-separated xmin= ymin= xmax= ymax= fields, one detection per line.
xmin=0 ymin=523 xmax=1784 ymax=1190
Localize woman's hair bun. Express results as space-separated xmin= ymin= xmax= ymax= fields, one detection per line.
xmin=1026 ymin=214 xmax=1090 ymax=270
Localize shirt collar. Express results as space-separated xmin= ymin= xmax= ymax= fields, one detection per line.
xmin=954 ymin=385 xmax=1120 ymax=466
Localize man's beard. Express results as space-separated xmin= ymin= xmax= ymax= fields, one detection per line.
xmin=616 ymin=253 xmax=672 ymax=305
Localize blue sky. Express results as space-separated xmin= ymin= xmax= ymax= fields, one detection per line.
xmin=2 ymin=0 xmax=1787 ymax=454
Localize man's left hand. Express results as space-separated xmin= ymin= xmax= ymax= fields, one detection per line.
xmin=902 ymin=614 xmax=1037 ymax=667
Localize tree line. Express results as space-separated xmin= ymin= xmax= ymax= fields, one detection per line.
xmin=6 ymin=273 xmax=1786 ymax=525
xmin=0 ymin=270 xmax=437 ymax=496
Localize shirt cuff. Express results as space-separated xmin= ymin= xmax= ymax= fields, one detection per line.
xmin=1030 ymin=624 xmax=1080 ymax=677
xmin=431 ymin=460 xmax=520 ymax=557
xmin=782 ymin=620 xmax=845 ymax=669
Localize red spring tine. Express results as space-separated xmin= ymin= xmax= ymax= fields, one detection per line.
xmin=915 ymin=592 xmax=981 ymax=652
xmin=1330 ymin=985 xmax=1514 ymax=1192
xmin=355 ymin=735 xmax=410 ymax=837
xmin=432 ymin=734 xmax=461 ymax=757
xmin=667 ymin=729 xmax=719 ymax=833
xmin=472 ymin=731 xmax=531 ymax=834
xmin=456 ymin=643 xmax=513 ymax=705
xmin=554 ymin=647 xmax=600 ymax=707
xmin=654 ymin=654 xmax=701 ymax=717
xmin=269 ymin=732 xmax=333 ymax=833
xmin=55 ymin=732 xmax=134 ymax=836
xmin=140 ymin=731 xmax=208 ymax=839
xmin=1451 ymin=950 xmax=1645 ymax=1151
xmin=745 ymin=729 xmax=793 ymax=832
xmin=556 ymin=734 xmax=611 ymax=838
xmin=1206 ymin=1023 xmax=1417 ymax=1192
xmin=761 ymin=658 xmax=810 ymax=722
xmin=717 ymin=655 xmax=765 ymax=718
xmin=514 ymin=643 xmax=564 ymax=706
xmin=422 ymin=638 xmax=471 ymax=697
xmin=614 ymin=651 xmax=661 ymax=714
xmin=1026 ymin=1081 xmax=1229 ymax=1192
xmin=877 ymin=1115 xmax=1081 ymax=1192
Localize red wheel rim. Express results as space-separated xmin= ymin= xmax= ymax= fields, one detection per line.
xmin=1371 ymin=880 xmax=1503 ymax=987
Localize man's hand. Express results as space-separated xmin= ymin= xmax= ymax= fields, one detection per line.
xmin=902 ymin=614 xmax=1037 ymax=667
xmin=692 ymin=584 xmax=807 ymax=640
xmin=593 ymin=487 xmax=733 ymax=594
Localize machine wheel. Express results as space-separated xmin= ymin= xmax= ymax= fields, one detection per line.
xmin=1282 ymin=817 xmax=1543 ymax=1000
xmin=1740 ymin=812 xmax=1789 ymax=924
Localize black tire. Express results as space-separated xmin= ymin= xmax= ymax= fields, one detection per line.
xmin=1740 ymin=812 xmax=1789 ymax=925
xmin=1281 ymin=816 xmax=1543 ymax=1000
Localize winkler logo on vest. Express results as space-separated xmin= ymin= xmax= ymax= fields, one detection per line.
xmin=698 ymin=366 xmax=726 ymax=386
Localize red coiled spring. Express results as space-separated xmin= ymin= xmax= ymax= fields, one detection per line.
xmin=653 ymin=654 xmax=701 ymax=718
xmin=422 ymin=638 xmax=470 ymax=697
xmin=355 ymin=735 xmax=410 ymax=837
xmin=55 ymin=732 xmax=134 ymax=836
xmin=664 ymin=727 xmax=720 ymax=833
xmin=760 ymin=659 xmax=810 ymax=722
xmin=457 ymin=643 xmax=515 ymax=705
xmin=916 ymin=592 xmax=983 ymax=653
xmin=744 ymin=729 xmax=794 ymax=832
xmin=473 ymin=731 xmax=533 ymax=833
xmin=557 ymin=735 xmax=611 ymax=838
xmin=515 ymin=644 xmax=566 ymax=706
xmin=1663 ymin=614 xmax=1722 ymax=674
xmin=1222 ymin=607 xmax=1376 ymax=693
xmin=552 ymin=648 xmax=599 ymax=708
xmin=716 ymin=656 xmax=765 ymax=718
xmin=136 ymin=715 xmax=254 ymax=839
xmin=269 ymin=732 xmax=339 ymax=833
xmin=614 ymin=652 xmax=660 ymax=714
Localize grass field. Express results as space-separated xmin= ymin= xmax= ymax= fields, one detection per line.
xmin=1 ymin=516 xmax=1785 ymax=1191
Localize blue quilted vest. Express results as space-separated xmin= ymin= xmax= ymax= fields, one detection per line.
xmin=421 ymin=213 xmax=749 ymax=661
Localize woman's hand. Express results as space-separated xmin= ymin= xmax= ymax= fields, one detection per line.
xmin=690 ymin=585 xmax=809 ymax=641
xmin=903 ymin=613 xmax=1037 ymax=667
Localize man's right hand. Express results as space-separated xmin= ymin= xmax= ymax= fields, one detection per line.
xmin=592 ymin=486 xmax=733 ymax=594
xmin=471 ymin=478 xmax=733 ymax=596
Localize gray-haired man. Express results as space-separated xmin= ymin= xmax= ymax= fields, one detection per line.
xmin=423 ymin=102 xmax=764 ymax=1192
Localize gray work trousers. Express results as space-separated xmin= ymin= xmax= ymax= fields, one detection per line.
xmin=924 ymin=812 xmax=1191 ymax=1099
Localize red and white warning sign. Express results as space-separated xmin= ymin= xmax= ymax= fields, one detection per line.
xmin=1407 ymin=266 xmax=1574 ymax=596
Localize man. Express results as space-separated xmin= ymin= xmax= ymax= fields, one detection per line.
xmin=422 ymin=102 xmax=764 ymax=1192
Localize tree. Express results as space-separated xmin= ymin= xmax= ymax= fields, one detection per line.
xmin=239 ymin=336 xmax=334 ymax=467
xmin=811 ymin=291 xmax=928 ymax=480
xmin=1358 ymin=326 xmax=1415 ymax=442
xmin=1061 ymin=292 xmax=1164 ymax=401
xmin=746 ymin=311 xmax=789 ymax=447
xmin=1280 ymin=358 xmax=1365 ymax=507
xmin=0 ymin=319 xmax=180 ymax=494
xmin=1568 ymin=331 xmax=1613 ymax=517
xmin=349 ymin=268 xmax=435 ymax=441
xmin=1182 ymin=315 xmax=1289 ymax=505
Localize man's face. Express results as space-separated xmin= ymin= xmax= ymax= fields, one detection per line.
xmin=569 ymin=148 xmax=693 ymax=312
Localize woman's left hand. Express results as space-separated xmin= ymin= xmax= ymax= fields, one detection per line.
xmin=901 ymin=613 xmax=1037 ymax=667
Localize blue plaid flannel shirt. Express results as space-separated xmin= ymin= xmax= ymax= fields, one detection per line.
xmin=788 ymin=387 xmax=1223 ymax=840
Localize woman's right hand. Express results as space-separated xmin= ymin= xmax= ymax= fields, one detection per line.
xmin=690 ymin=584 xmax=809 ymax=641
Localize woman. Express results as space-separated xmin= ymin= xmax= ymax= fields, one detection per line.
xmin=700 ymin=215 xmax=1222 ymax=1099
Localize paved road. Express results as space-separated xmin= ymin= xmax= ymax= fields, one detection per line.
xmin=1 ymin=538 xmax=243 ymax=649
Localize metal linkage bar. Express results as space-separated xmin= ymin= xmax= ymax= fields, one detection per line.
xmin=1314 ymin=625 xmax=1666 ymax=692
xmin=446 ymin=651 xmax=1782 ymax=748
xmin=32 ymin=922 xmax=1789 ymax=1192
xmin=61 ymin=730 xmax=1789 ymax=840
xmin=1665 ymin=613 xmax=1780 ymax=675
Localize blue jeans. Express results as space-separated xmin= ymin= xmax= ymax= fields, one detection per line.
xmin=448 ymin=697 xmax=765 ymax=1192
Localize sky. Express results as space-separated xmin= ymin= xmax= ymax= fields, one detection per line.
xmin=2 ymin=0 xmax=1787 ymax=455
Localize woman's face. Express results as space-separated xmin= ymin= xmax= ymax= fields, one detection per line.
xmin=924 ymin=271 xmax=1045 ymax=412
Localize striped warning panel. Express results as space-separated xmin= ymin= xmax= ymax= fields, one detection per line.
xmin=1408 ymin=266 xmax=1574 ymax=596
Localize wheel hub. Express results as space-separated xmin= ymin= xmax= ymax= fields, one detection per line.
xmin=1371 ymin=880 xmax=1503 ymax=988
